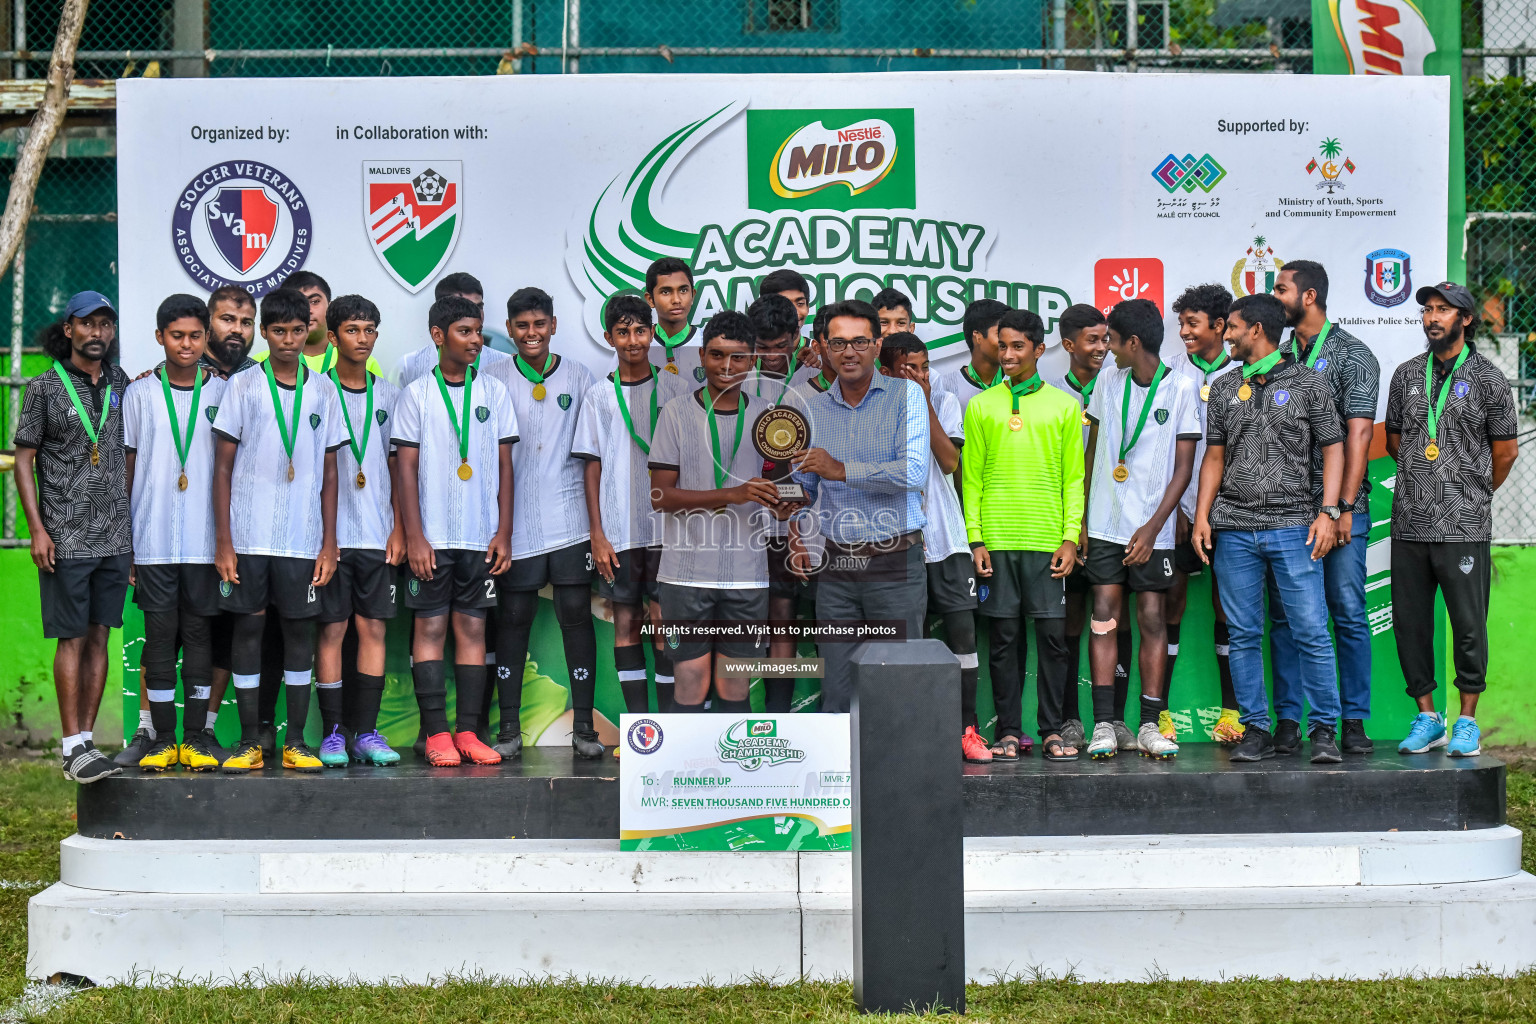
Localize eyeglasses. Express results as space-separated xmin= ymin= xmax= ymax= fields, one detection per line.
xmin=826 ymin=337 xmax=875 ymax=352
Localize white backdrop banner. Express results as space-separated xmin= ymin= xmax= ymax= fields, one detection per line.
xmin=117 ymin=71 xmax=1447 ymax=401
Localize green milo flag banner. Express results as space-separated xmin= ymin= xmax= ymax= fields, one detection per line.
xmin=1311 ymin=0 xmax=1464 ymax=279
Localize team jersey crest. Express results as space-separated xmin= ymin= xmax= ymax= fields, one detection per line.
xmin=363 ymin=161 xmax=464 ymax=293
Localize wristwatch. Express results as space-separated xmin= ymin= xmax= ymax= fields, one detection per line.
xmin=1320 ymin=505 xmax=1341 ymax=520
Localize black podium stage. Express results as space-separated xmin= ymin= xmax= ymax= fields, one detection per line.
xmin=77 ymin=746 xmax=1505 ymax=841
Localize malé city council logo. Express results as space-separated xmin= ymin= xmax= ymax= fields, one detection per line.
xmin=1151 ymin=152 xmax=1226 ymax=193
xmin=172 ymin=161 xmax=312 ymax=297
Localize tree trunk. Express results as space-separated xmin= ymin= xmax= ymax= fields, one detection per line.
xmin=0 ymin=0 xmax=92 ymax=280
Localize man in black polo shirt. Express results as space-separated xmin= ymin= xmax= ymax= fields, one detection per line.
xmin=1270 ymin=260 xmax=1381 ymax=755
xmin=1388 ymin=281 xmax=1518 ymax=759
xmin=14 ymin=291 xmax=130 ymax=783
xmin=1190 ymin=293 xmax=1346 ymax=764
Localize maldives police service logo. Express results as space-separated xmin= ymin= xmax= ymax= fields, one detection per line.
xmin=1364 ymin=248 xmax=1412 ymax=307
xmin=627 ymin=718 xmax=664 ymax=755
xmin=172 ymin=161 xmax=312 ymax=297
xmin=363 ymin=161 xmax=463 ymax=294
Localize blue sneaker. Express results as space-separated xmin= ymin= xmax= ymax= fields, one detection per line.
xmin=1446 ymin=717 xmax=1481 ymax=758
xmin=1398 ymin=712 xmax=1447 ymax=754
xmin=318 ymin=726 xmax=349 ymax=768
xmin=348 ymin=730 xmax=401 ymax=766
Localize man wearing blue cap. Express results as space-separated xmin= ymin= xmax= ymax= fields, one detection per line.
xmin=14 ymin=291 xmax=131 ymax=783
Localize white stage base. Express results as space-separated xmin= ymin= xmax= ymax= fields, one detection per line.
xmin=30 ymin=828 xmax=1536 ymax=985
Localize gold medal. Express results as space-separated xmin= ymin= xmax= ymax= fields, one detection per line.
xmin=1081 ymin=413 xmax=1091 ymax=426
xmin=286 ymin=462 xmax=295 ymax=482
xmin=1425 ymin=442 xmax=1440 ymax=462
xmin=457 ymin=461 xmax=473 ymax=481
xmin=177 ymin=472 xmax=188 ymax=492
xmin=90 ymin=444 xmax=100 ymax=467
xmin=355 ymin=471 xmax=367 ymax=489
xmin=1112 ymin=464 xmax=1129 ymax=483
xmin=1237 ymin=383 xmax=1252 ymax=401
xmin=1008 ymin=415 xmax=1023 ymax=432
xmin=665 ymin=363 xmax=679 ymax=374
xmin=532 ymin=383 xmax=547 ymax=401
xmin=1200 ymin=384 xmax=1211 ymax=402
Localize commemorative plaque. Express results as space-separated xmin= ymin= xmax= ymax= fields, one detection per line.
xmin=752 ymin=406 xmax=810 ymax=502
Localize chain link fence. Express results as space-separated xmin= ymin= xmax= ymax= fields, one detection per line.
xmin=1 ymin=0 xmax=1534 ymax=541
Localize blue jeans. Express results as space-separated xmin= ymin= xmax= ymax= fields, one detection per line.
xmin=1212 ymin=526 xmax=1341 ymax=732
xmin=1270 ymin=509 xmax=1371 ymax=722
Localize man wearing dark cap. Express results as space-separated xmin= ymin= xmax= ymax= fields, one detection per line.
xmin=1388 ymin=281 xmax=1518 ymax=759
xmin=14 ymin=291 xmax=131 ymax=783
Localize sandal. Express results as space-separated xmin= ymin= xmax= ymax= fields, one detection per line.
xmin=1042 ymin=734 xmax=1078 ymax=761
xmin=989 ymin=735 xmax=1021 ymax=761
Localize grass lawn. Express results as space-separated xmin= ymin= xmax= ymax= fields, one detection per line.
xmin=1 ymin=753 xmax=1533 ymax=1022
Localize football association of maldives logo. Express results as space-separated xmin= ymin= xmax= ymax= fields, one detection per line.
xmin=363 ymin=162 xmax=463 ymax=293
xmin=172 ymin=161 xmax=312 ymax=297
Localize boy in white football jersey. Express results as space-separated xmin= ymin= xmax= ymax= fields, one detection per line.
xmin=1081 ymin=299 xmax=1200 ymax=760
xmin=646 ymin=258 xmax=702 ymax=384
xmin=1167 ymin=282 xmax=1242 ymax=744
xmin=124 ymin=295 xmax=229 ymax=771
xmin=575 ymin=295 xmax=688 ymax=719
xmin=483 ymin=288 xmax=602 ymax=759
xmin=392 ymin=296 xmax=517 ymax=767
xmin=212 ymin=288 xmax=343 ymax=773
xmin=878 ymin=334 xmax=984 ymax=762
xmin=649 ymin=311 xmax=779 ymax=712
xmin=315 ymin=295 xmax=404 ymax=767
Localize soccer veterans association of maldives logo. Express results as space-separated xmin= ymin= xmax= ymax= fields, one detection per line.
xmin=363 ymin=162 xmax=463 ymax=293
xmin=172 ymin=161 xmax=312 ymax=297
xmin=1231 ymin=235 xmax=1285 ymax=297
xmin=1364 ymin=248 xmax=1412 ymax=307
xmin=626 ymin=719 xmax=664 ymax=755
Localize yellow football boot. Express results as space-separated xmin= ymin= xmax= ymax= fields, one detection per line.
xmin=178 ymin=730 xmax=222 ymax=772
xmin=137 ymin=738 xmax=180 ymax=772
xmin=1212 ymin=708 xmax=1246 ymax=746
xmin=1158 ymin=709 xmax=1177 ymax=741
xmin=221 ymin=743 xmax=264 ymax=775
xmin=282 ymin=744 xmax=324 ymax=774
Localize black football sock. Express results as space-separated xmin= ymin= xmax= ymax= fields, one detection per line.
xmin=717 ymin=697 xmax=751 ymax=713
xmin=1163 ymin=622 xmax=1181 ymax=705
xmin=652 ymin=646 xmax=676 ymax=712
xmin=234 ymin=685 xmax=262 ymax=746
xmin=1214 ymin=620 xmax=1236 ymax=708
xmin=454 ymin=664 xmax=487 ymax=735
xmin=1113 ymin=628 xmax=1133 ymax=720
xmin=495 ymin=592 xmax=537 ymax=731
xmin=179 ymin=611 xmax=213 ymax=742
xmin=555 ymin=584 xmax=598 ymax=725
xmin=317 ymin=683 xmax=345 ymax=736
xmin=1092 ymin=684 xmax=1115 ymax=725
xmin=1063 ymin=631 xmax=1083 ymax=722
xmin=350 ymin=673 xmax=385 ymax=736
xmin=141 ymin=609 xmax=181 ymax=740
xmin=282 ymin=674 xmax=312 ymax=749
xmin=616 ymin=644 xmax=649 ymax=714
xmin=765 ymin=678 xmax=795 ymax=713
xmin=1141 ymin=693 xmax=1167 ymax=731
xmin=412 ymin=659 xmax=450 ymax=736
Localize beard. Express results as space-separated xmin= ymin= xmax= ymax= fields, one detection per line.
xmin=1424 ymin=317 xmax=1463 ymax=355
xmin=207 ymin=330 xmax=251 ymax=369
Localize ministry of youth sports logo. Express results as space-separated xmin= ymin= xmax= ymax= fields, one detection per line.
xmin=172 ymin=161 xmax=312 ymax=297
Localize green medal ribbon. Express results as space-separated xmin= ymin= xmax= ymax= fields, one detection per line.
xmin=706 ymin=390 xmax=748 ymax=490
xmin=317 ymin=345 xmax=337 ymax=373
xmin=1299 ymin=321 xmax=1332 ymax=369
xmin=1425 ymin=345 xmax=1471 ymax=445
xmin=433 ymin=365 xmax=474 ymax=471
xmin=1188 ymin=351 xmax=1230 ymax=376
xmin=514 ymin=353 xmax=552 ymax=388
xmin=159 ymin=365 xmax=204 ymax=483
xmin=1008 ymin=373 xmax=1044 ymax=414
xmin=754 ymin=366 xmax=790 ymax=406
xmin=328 ymin=369 xmax=374 ymax=469
xmin=1117 ymin=364 xmax=1168 ymax=466
xmin=811 ymin=371 xmax=833 ymax=393
xmin=262 ymin=360 xmax=305 ymax=479
xmin=963 ymin=364 xmax=1004 ymax=389
xmin=1066 ymin=370 xmax=1097 ymax=405
xmin=655 ymin=323 xmax=690 ymax=367
xmin=52 ymin=360 xmax=112 ymax=465
xmin=613 ymin=367 xmax=660 ymax=456
xmin=1242 ymin=349 xmax=1285 ymax=379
